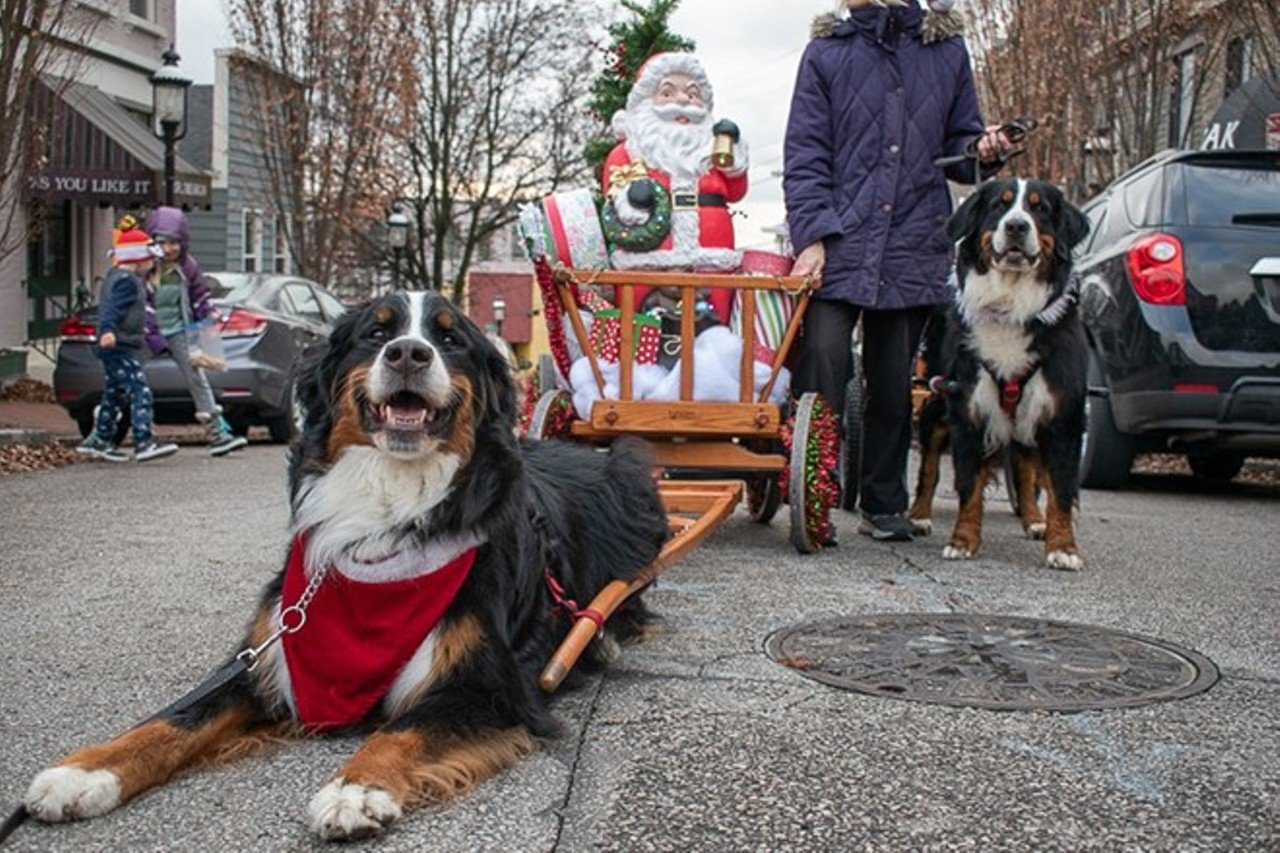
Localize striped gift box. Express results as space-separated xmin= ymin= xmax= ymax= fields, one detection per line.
xmin=732 ymin=251 xmax=796 ymax=364
xmin=541 ymin=189 xmax=609 ymax=269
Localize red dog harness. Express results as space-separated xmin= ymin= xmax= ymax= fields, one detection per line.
xmin=279 ymin=531 xmax=478 ymax=731
xmin=993 ymin=366 xmax=1040 ymax=417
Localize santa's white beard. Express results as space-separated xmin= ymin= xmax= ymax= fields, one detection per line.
xmin=622 ymin=102 xmax=714 ymax=187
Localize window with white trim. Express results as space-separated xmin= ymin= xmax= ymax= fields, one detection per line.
xmin=129 ymin=0 xmax=149 ymax=19
xmin=1224 ymin=36 xmax=1254 ymax=97
xmin=274 ymin=218 xmax=290 ymax=273
xmin=1168 ymin=49 xmax=1197 ymax=148
xmin=242 ymin=209 xmax=262 ymax=273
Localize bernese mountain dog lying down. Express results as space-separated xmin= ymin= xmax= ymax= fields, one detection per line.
xmin=908 ymin=178 xmax=1091 ymax=570
xmin=25 ymin=292 xmax=669 ymax=841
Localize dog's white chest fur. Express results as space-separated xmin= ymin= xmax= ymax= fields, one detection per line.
xmin=966 ymin=323 xmax=1056 ymax=450
xmin=293 ymin=446 xmax=463 ymax=571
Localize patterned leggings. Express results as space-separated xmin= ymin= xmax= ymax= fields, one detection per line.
xmin=95 ymin=348 xmax=154 ymax=445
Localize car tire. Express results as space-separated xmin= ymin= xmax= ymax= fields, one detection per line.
xmin=1079 ymin=352 xmax=1134 ymax=490
xmin=1187 ymin=451 xmax=1244 ymax=482
xmin=265 ymin=383 xmax=305 ymax=444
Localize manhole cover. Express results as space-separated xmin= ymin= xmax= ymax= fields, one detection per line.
xmin=765 ymin=613 xmax=1218 ymax=712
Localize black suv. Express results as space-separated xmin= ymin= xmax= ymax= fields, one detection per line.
xmin=1075 ymin=149 xmax=1280 ymax=487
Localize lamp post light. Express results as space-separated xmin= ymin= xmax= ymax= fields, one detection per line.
xmin=386 ymin=204 xmax=410 ymax=291
xmin=491 ymin=297 xmax=507 ymax=339
xmin=150 ymin=46 xmax=192 ymax=207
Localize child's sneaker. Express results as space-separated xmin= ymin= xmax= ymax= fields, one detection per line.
xmin=134 ymin=441 xmax=179 ymax=462
xmin=77 ymin=436 xmax=130 ymax=463
xmin=75 ymin=436 xmax=111 ymax=458
xmin=207 ymin=417 xmax=248 ymax=457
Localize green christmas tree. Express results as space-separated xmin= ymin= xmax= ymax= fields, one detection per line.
xmin=584 ymin=0 xmax=696 ymax=177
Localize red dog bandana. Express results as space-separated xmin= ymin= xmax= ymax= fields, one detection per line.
xmin=280 ymin=530 xmax=478 ymax=731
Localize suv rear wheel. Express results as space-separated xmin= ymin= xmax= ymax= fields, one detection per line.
xmin=1079 ymin=351 xmax=1134 ymax=490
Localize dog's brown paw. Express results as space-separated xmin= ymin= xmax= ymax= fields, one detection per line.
xmin=1046 ymin=550 xmax=1084 ymax=571
xmin=942 ymin=544 xmax=974 ymax=560
xmin=308 ymin=778 xmax=402 ymax=841
xmin=1024 ymin=522 xmax=1047 ymax=540
xmin=909 ymin=517 xmax=933 ymax=536
xmin=25 ymin=766 xmax=120 ymax=822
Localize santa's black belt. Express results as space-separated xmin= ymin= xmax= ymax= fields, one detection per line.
xmin=672 ymin=192 xmax=727 ymax=210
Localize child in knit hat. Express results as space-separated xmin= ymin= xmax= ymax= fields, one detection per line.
xmin=75 ymin=216 xmax=179 ymax=462
xmin=145 ymin=205 xmax=247 ymax=456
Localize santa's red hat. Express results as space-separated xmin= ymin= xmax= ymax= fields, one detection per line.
xmin=624 ymin=52 xmax=714 ymax=113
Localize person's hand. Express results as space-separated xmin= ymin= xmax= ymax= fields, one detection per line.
xmin=792 ymin=241 xmax=826 ymax=282
xmin=977 ymin=124 xmax=1020 ymax=163
xmin=99 ymin=332 xmax=117 ymax=349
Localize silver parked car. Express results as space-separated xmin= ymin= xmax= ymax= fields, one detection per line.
xmin=54 ymin=273 xmax=349 ymax=443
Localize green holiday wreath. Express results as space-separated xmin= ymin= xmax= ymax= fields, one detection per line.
xmin=602 ymin=178 xmax=672 ymax=252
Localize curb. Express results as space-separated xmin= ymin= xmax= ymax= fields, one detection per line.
xmin=0 ymin=429 xmax=56 ymax=447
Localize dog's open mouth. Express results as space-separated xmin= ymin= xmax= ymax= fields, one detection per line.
xmin=996 ymin=248 xmax=1039 ymax=268
xmin=367 ymin=391 xmax=441 ymax=434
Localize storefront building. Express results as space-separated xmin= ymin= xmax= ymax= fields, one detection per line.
xmin=0 ymin=1 xmax=210 ymax=352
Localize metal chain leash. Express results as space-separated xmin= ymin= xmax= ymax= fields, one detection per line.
xmin=235 ymin=565 xmax=329 ymax=671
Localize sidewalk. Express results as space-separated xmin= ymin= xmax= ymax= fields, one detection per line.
xmin=0 ymin=400 xmax=80 ymax=441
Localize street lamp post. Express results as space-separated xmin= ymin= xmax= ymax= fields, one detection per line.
xmin=387 ymin=204 xmax=410 ymax=292
xmin=150 ymin=46 xmax=192 ymax=207
xmin=491 ymin=297 xmax=506 ymax=339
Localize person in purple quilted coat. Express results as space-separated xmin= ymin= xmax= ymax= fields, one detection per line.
xmin=784 ymin=0 xmax=1017 ymax=541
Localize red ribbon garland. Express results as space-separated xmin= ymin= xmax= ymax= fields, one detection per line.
xmin=533 ymin=256 xmax=574 ymax=381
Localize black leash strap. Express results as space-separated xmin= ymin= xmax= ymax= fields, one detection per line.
xmin=0 ymin=657 xmax=250 ymax=846
xmin=0 ymin=808 xmax=27 ymax=846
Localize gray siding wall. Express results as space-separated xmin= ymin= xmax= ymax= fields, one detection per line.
xmin=187 ymin=188 xmax=229 ymax=272
xmin=224 ymin=58 xmax=291 ymax=274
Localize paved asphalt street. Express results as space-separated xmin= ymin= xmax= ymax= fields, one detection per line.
xmin=0 ymin=446 xmax=1276 ymax=851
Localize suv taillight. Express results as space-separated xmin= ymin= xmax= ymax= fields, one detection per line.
xmin=59 ymin=316 xmax=97 ymax=342
xmin=219 ymin=309 xmax=269 ymax=338
xmin=1126 ymin=233 xmax=1186 ymax=306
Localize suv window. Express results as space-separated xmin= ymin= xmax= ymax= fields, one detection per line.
xmin=1123 ymin=168 xmax=1164 ymax=227
xmin=1080 ymin=201 xmax=1109 ymax=256
xmin=1179 ymin=162 xmax=1280 ymax=227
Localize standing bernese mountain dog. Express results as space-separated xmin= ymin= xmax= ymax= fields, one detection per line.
xmin=908 ymin=179 xmax=1091 ymax=570
xmin=24 ymin=292 xmax=669 ymax=841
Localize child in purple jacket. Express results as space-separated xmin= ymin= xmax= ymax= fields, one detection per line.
xmin=145 ymin=206 xmax=248 ymax=456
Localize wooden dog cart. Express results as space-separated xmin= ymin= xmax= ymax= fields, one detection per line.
xmin=530 ymin=266 xmax=842 ymax=691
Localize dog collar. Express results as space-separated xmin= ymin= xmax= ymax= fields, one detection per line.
xmin=1032 ymin=273 xmax=1081 ymax=329
xmin=278 ymin=530 xmax=479 ymax=731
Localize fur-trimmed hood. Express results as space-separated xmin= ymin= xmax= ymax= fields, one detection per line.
xmin=812 ymin=4 xmax=964 ymax=44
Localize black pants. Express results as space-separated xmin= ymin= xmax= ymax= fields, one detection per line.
xmin=793 ymin=300 xmax=933 ymax=517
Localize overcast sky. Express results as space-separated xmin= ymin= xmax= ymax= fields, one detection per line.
xmin=176 ymin=0 xmax=842 ymax=250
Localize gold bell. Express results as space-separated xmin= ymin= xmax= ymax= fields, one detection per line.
xmin=712 ymin=132 xmax=735 ymax=169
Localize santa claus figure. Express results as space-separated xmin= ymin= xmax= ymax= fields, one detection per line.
xmin=605 ymin=52 xmax=749 ymax=273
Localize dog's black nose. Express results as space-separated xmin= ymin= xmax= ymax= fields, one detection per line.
xmin=383 ymin=339 xmax=434 ymax=371
xmin=1004 ymin=218 xmax=1030 ymax=238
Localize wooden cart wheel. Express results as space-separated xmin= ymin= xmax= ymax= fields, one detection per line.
xmin=746 ymin=475 xmax=781 ymax=524
xmin=787 ymin=392 xmax=840 ymax=554
xmin=536 ymin=353 xmax=559 ymax=395
xmin=527 ymin=389 xmax=576 ymax=440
